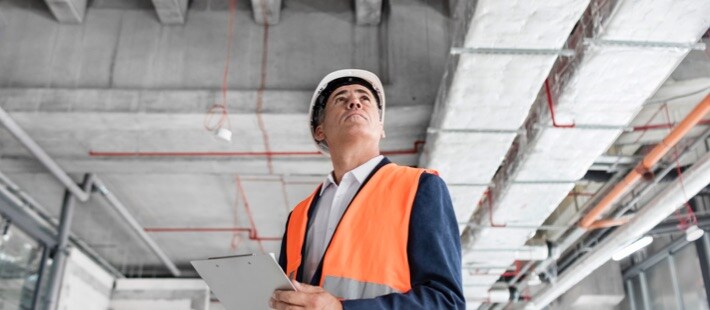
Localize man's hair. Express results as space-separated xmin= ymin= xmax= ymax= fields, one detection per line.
xmin=310 ymin=77 xmax=383 ymax=130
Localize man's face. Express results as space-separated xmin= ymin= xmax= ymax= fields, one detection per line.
xmin=313 ymin=84 xmax=383 ymax=148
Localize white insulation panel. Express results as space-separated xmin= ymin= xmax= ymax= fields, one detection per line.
xmin=466 ymin=183 xmax=573 ymax=260
xmin=554 ymin=47 xmax=689 ymax=126
xmin=463 ymin=0 xmax=590 ymax=48
xmin=514 ymin=128 xmax=621 ymax=181
xmin=461 ymin=0 xmax=710 ymax=296
xmin=425 ymin=132 xmax=516 ymax=184
xmin=443 ymin=55 xmax=556 ymax=129
xmin=601 ymin=0 xmax=710 ymax=43
xmin=448 ymin=185 xmax=488 ymax=232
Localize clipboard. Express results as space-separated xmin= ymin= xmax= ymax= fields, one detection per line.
xmin=191 ymin=253 xmax=296 ymax=310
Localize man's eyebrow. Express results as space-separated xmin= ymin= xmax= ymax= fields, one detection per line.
xmin=332 ymin=89 xmax=348 ymax=98
xmin=331 ymin=88 xmax=373 ymax=100
xmin=354 ymin=89 xmax=373 ymax=96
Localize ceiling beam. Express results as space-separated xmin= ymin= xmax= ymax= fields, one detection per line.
xmin=44 ymin=0 xmax=87 ymax=23
xmin=250 ymin=0 xmax=281 ymax=25
xmin=354 ymin=0 xmax=383 ymax=26
xmin=151 ymin=0 xmax=189 ymax=25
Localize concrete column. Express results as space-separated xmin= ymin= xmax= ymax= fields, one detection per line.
xmin=151 ymin=0 xmax=189 ymax=24
xmin=250 ymin=0 xmax=281 ymax=25
xmin=44 ymin=0 xmax=87 ymax=23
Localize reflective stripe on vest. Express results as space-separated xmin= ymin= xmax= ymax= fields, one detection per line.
xmin=323 ymin=276 xmax=399 ymax=299
xmin=285 ymin=163 xmax=437 ymax=299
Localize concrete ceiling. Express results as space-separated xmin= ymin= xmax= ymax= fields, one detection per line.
xmin=0 ymin=0 xmax=709 ymax=308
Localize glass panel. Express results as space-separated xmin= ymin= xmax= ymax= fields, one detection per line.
xmin=0 ymin=216 xmax=44 ymax=310
xmin=646 ymin=257 xmax=677 ymax=309
xmin=673 ymin=244 xmax=709 ymax=310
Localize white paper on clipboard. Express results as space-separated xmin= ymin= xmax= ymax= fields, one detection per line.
xmin=191 ymin=253 xmax=296 ymax=310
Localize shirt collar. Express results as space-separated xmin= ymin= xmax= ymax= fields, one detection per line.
xmin=320 ymin=155 xmax=384 ymax=195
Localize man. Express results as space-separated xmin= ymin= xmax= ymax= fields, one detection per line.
xmin=270 ymin=69 xmax=464 ymax=309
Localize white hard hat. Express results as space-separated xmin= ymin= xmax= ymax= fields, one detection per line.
xmin=308 ymin=69 xmax=386 ymax=155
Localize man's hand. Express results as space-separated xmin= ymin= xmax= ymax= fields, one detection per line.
xmin=270 ymin=280 xmax=343 ymax=310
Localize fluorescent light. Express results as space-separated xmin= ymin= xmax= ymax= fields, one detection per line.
xmin=612 ymin=236 xmax=653 ymax=261
xmin=686 ymin=225 xmax=705 ymax=242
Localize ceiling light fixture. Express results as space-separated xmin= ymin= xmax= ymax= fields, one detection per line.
xmin=216 ymin=127 xmax=233 ymax=142
xmin=686 ymin=225 xmax=705 ymax=242
xmin=612 ymin=236 xmax=653 ymax=261
xmin=527 ymin=273 xmax=542 ymax=286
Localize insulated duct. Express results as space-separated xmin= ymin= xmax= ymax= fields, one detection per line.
xmin=529 ymin=151 xmax=710 ymax=309
xmin=464 ymin=243 xmax=559 ymax=262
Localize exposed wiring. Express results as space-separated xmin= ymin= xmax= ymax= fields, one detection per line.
xmin=630 ymin=103 xmax=668 ymax=144
xmin=662 ymin=104 xmax=699 ymax=229
xmin=544 ymin=79 xmax=576 ymax=128
xmin=230 ymin=171 xmax=242 ymax=251
xmin=204 ymin=0 xmax=238 ymax=133
xmin=646 ymin=86 xmax=710 ymax=105
xmin=481 ymin=188 xmax=506 ymax=228
xmin=236 ymin=175 xmax=265 ymax=254
xmin=279 ymin=175 xmax=291 ymax=213
xmin=255 ymin=0 xmax=274 ymax=173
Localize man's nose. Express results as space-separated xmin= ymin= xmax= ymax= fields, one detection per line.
xmin=347 ymin=96 xmax=362 ymax=110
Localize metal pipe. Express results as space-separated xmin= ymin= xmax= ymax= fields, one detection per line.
xmin=583 ymin=39 xmax=707 ymax=50
xmin=0 ymin=107 xmax=90 ymax=202
xmin=547 ymin=128 xmax=709 ymax=278
xmin=529 ymin=151 xmax=710 ymax=309
xmin=44 ymin=187 xmax=78 ymax=310
xmin=0 ymin=170 xmax=123 ymax=278
xmin=464 ymin=245 xmax=552 ymax=262
xmin=587 ymin=216 xmax=633 ymax=230
xmin=451 ymin=47 xmax=576 ymax=57
xmin=579 ymin=93 xmax=710 ymax=229
xmin=93 ymin=178 xmax=181 ymax=276
xmin=31 ymin=245 xmax=49 ymax=310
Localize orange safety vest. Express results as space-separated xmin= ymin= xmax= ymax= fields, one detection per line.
xmin=285 ymin=163 xmax=436 ymax=300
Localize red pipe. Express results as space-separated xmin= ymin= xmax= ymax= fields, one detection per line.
xmin=88 ymin=140 xmax=426 ymax=158
xmin=501 ymin=261 xmax=522 ymax=277
xmin=544 ymin=79 xmax=576 ymax=128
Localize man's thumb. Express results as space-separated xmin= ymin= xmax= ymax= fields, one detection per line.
xmin=293 ymin=281 xmax=324 ymax=293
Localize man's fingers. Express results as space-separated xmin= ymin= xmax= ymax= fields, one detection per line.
xmin=273 ymin=290 xmax=311 ymax=306
xmin=293 ymin=281 xmax=325 ymax=293
xmin=269 ymin=297 xmax=305 ymax=310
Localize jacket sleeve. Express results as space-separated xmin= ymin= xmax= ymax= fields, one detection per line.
xmin=278 ymin=213 xmax=291 ymax=272
xmin=341 ymin=173 xmax=465 ymax=309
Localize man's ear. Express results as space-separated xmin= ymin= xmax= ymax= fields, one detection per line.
xmin=379 ymin=122 xmax=386 ymax=138
xmin=314 ymin=125 xmax=326 ymax=142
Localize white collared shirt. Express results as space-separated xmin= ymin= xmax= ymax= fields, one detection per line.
xmin=302 ymin=155 xmax=384 ymax=283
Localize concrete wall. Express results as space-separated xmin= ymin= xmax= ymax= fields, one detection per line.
xmin=110 ymin=278 xmax=210 ymax=310
xmin=56 ymin=247 xmax=115 ymax=310
xmin=0 ymin=0 xmax=450 ymax=108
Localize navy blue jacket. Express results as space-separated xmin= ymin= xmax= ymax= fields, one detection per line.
xmin=278 ymin=158 xmax=465 ymax=309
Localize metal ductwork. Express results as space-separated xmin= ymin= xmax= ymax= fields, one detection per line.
xmin=529 ymin=150 xmax=710 ymax=309
xmin=464 ymin=242 xmax=559 ymax=262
